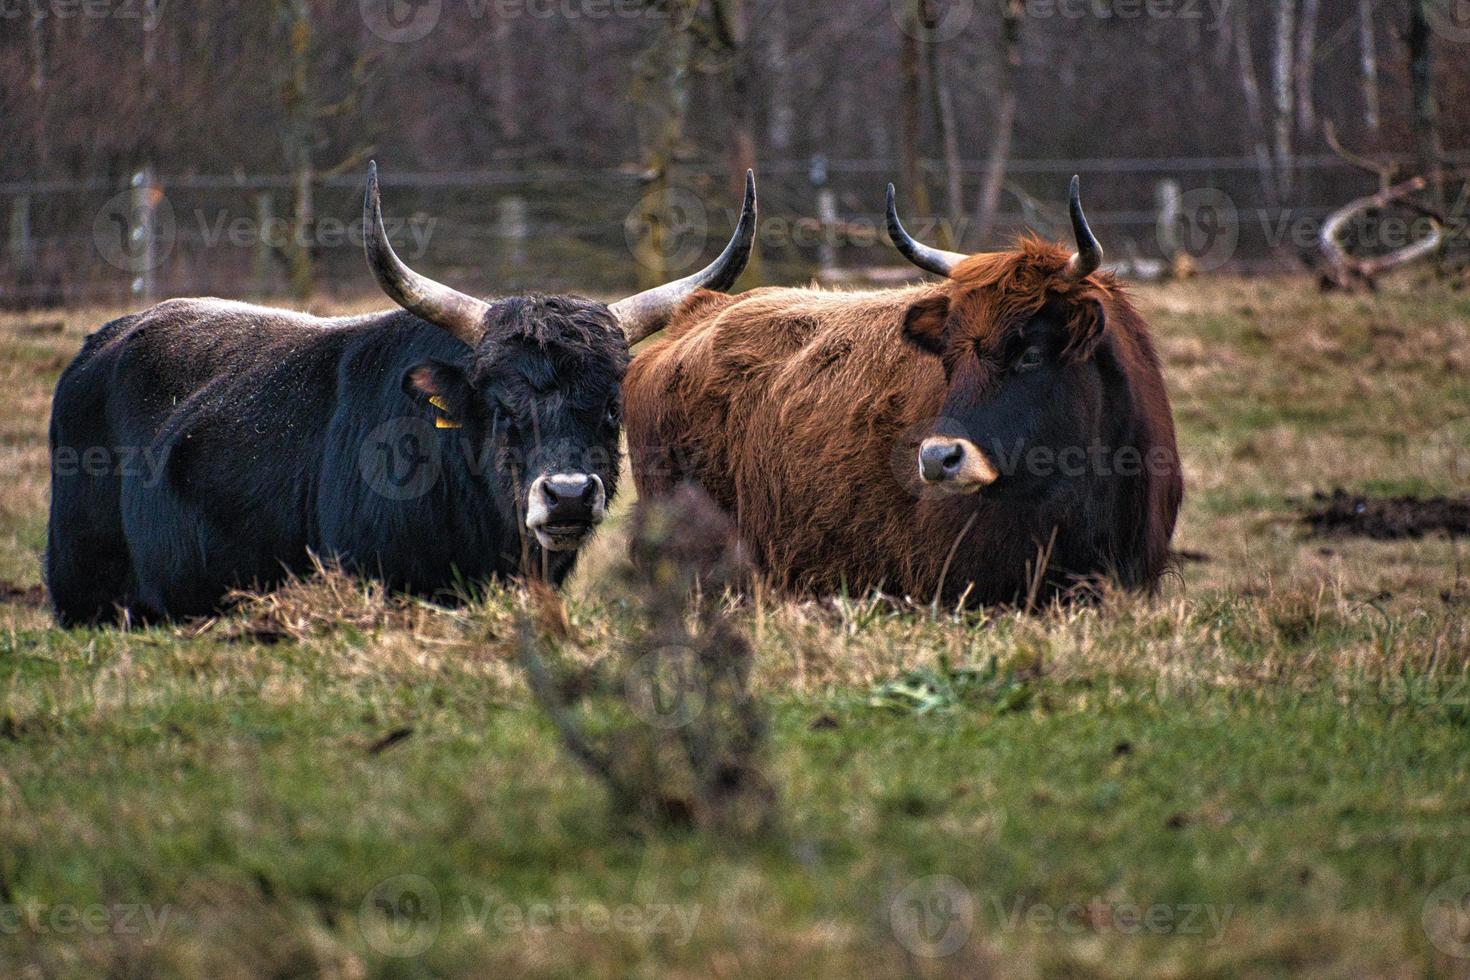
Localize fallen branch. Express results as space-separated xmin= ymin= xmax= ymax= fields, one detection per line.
xmin=1319 ymin=175 xmax=1443 ymax=288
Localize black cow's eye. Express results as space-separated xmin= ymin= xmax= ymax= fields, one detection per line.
xmin=605 ymin=402 xmax=621 ymax=427
xmin=1015 ymin=346 xmax=1045 ymax=372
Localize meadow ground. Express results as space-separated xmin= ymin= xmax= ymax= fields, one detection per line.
xmin=1 ymin=276 xmax=1469 ymax=978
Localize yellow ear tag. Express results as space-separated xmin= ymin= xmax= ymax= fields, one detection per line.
xmin=427 ymin=395 xmax=462 ymax=430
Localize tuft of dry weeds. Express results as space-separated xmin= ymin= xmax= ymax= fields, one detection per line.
xmin=520 ymin=484 xmax=777 ymax=836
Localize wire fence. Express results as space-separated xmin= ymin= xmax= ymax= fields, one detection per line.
xmin=2 ymin=153 xmax=1460 ymax=309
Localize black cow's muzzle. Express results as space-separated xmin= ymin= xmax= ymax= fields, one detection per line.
xmin=525 ymin=473 xmax=607 ymax=551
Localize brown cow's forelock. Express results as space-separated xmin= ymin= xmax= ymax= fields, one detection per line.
xmin=941 ymin=236 xmax=1113 ymax=366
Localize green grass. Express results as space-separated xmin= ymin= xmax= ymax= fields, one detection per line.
xmin=2 ymin=275 xmax=1470 ymax=977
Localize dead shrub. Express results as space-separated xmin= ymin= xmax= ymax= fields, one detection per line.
xmin=518 ymin=484 xmax=777 ymax=837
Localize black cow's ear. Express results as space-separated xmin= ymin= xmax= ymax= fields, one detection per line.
xmin=1062 ymin=295 xmax=1107 ymax=361
xmin=403 ymin=360 xmax=470 ymax=407
xmin=901 ymin=294 xmax=951 ymax=356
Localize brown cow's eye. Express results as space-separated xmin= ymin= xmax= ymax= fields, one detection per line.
xmin=1016 ymin=346 xmax=1045 ymax=372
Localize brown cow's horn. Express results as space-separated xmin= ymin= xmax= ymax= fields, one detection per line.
xmin=887 ymin=184 xmax=967 ymax=279
xmin=611 ymin=170 xmax=758 ymax=345
xmin=1065 ymin=175 xmax=1104 ymax=279
xmin=364 ymin=161 xmax=490 ymax=347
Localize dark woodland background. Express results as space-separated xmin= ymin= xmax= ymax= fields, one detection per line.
xmin=1 ymin=0 xmax=1466 ymax=304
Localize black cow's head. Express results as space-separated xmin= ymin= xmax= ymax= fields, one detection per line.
xmin=401 ymin=295 xmax=627 ymax=551
xmin=888 ymin=177 xmax=1112 ymax=503
xmin=364 ymin=163 xmax=757 ymax=554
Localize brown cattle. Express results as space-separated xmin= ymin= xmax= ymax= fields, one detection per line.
xmin=625 ymin=178 xmax=1183 ymax=607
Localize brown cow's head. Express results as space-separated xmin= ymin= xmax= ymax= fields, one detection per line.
xmin=888 ymin=177 xmax=1122 ymax=504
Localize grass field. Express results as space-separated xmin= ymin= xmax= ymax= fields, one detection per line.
xmin=2 ymin=276 xmax=1469 ymax=978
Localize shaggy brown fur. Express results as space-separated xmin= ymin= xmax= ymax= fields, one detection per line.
xmin=624 ymin=237 xmax=1183 ymax=606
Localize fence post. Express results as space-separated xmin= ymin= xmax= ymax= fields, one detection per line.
xmin=810 ymin=154 xmax=839 ymax=279
xmin=1155 ymin=179 xmax=1183 ymax=264
xmin=9 ymin=193 xmax=35 ymax=281
xmin=254 ymin=190 xmax=275 ymax=299
xmin=130 ymin=166 xmax=159 ymax=303
xmin=499 ymin=195 xmax=529 ymax=277
xmin=817 ymin=189 xmax=839 ymax=280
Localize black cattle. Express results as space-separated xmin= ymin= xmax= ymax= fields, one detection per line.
xmin=46 ymin=164 xmax=757 ymax=624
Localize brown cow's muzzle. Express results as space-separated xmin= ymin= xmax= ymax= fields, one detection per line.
xmin=918 ymin=437 xmax=999 ymax=492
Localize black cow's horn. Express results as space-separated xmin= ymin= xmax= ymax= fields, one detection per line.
xmin=364 ymin=161 xmax=490 ymax=347
xmin=1065 ymin=175 xmax=1104 ymax=279
xmin=611 ymin=170 xmax=758 ymax=345
xmin=887 ymin=184 xmax=968 ymax=279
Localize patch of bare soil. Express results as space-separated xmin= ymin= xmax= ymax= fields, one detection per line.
xmin=1304 ymin=489 xmax=1470 ymax=540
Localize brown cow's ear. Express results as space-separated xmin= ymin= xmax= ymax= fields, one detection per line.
xmin=901 ymin=294 xmax=950 ymax=356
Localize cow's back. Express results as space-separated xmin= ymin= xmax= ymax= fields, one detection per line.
xmin=626 ymin=286 xmax=951 ymax=594
xmin=47 ymin=299 xmax=492 ymax=620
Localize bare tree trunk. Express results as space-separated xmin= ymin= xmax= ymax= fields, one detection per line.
xmin=923 ymin=0 xmax=963 ymax=248
xmin=975 ymin=0 xmax=1022 ymax=245
xmin=278 ymin=0 xmax=316 ymax=302
xmin=28 ymin=9 xmax=46 ymax=92
xmin=1234 ymin=3 xmax=1276 ymax=204
xmin=631 ymin=2 xmax=694 ymax=290
xmin=142 ymin=0 xmax=159 ymax=67
xmin=712 ymin=0 xmax=761 ymax=283
xmin=493 ymin=13 xmax=522 ymax=141
xmin=1406 ymin=0 xmax=1446 ymax=214
xmin=1358 ymin=0 xmax=1379 ymax=131
xmin=765 ymin=0 xmax=794 ymax=154
xmin=1271 ymin=0 xmax=1297 ymax=201
xmin=1293 ymin=0 xmax=1319 ymax=136
xmin=28 ymin=9 xmax=48 ymax=171
xmin=1184 ymin=17 xmax=1212 ymax=145
xmin=898 ymin=0 xmax=931 ymax=219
